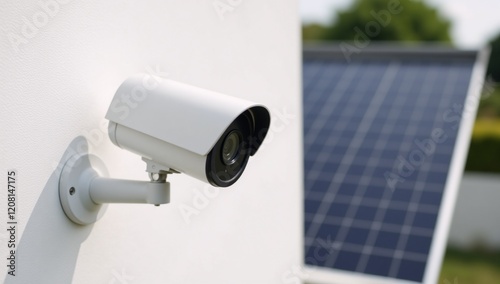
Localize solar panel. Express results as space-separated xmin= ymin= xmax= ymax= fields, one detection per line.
xmin=303 ymin=46 xmax=488 ymax=284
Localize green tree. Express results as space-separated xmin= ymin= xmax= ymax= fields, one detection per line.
xmin=487 ymin=34 xmax=500 ymax=82
xmin=302 ymin=23 xmax=328 ymax=42
xmin=320 ymin=0 xmax=452 ymax=42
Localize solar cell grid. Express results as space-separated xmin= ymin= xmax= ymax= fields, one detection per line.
xmin=303 ymin=52 xmax=477 ymax=283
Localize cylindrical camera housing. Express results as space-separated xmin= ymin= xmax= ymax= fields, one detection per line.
xmin=106 ymin=74 xmax=270 ymax=187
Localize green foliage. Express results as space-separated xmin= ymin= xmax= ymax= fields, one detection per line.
xmin=440 ymin=247 xmax=500 ymax=284
xmin=487 ymin=34 xmax=500 ymax=82
xmin=477 ymin=85 xmax=500 ymax=118
xmin=320 ymin=0 xmax=452 ymax=42
xmin=465 ymin=137 xmax=500 ymax=173
xmin=468 ymin=86 xmax=500 ymax=174
xmin=302 ymin=23 xmax=328 ymax=42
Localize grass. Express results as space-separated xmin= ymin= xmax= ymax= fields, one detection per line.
xmin=438 ymin=248 xmax=500 ymax=284
xmin=472 ymin=119 xmax=500 ymax=139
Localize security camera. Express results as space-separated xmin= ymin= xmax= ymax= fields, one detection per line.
xmin=106 ymin=74 xmax=271 ymax=187
xmin=58 ymin=74 xmax=270 ymax=225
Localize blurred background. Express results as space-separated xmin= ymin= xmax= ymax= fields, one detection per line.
xmin=300 ymin=0 xmax=500 ymax=283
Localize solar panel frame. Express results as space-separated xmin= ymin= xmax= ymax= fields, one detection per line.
xmin=302 ymin=45 xmax=490 ymax=284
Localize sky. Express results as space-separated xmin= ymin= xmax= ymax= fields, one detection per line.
xmin=300 ymin=0 xmax=500 ymax=48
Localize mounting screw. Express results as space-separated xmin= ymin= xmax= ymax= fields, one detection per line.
xmin=69 ymin=187 xmax=76 ymax=195
xmin=151 ymin=173 xmax=160 ymax=181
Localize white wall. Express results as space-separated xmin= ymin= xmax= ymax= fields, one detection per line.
xmin=448 ymin=173 xmax=500 ymax=249
xmin=0 ymin=1 xmax=302 ymax=283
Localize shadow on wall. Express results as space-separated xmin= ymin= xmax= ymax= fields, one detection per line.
xmin=4 ymin=137 xmax=96 ymax=284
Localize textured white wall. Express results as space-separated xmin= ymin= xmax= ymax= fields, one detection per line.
xmin=0 ymin=1 xmax=301 ymax=283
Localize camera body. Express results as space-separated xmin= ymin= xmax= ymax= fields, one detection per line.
xmin=106 ymin=74 xmax=271 ymax=187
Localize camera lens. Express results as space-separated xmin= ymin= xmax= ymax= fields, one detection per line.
xmin=206 ymin=112 xmax=252 ymax=187
xmin=221 ymin=131 xmax=240 ymax=165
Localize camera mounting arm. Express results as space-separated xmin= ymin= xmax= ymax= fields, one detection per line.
xmin=59 ymin=154 xmax=176 ymax=225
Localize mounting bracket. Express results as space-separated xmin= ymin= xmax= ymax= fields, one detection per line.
xmin=59 ymin=154 xmax=173 ymax=225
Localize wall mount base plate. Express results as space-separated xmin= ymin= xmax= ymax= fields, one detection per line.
xmin=59 ymin=154 xmax=108 ymax=225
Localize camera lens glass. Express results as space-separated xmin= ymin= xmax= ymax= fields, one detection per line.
xmin=221 ymin=131 xmax=240 ymax=165
xmin=206 ymin=112 xmax=253 ymax=187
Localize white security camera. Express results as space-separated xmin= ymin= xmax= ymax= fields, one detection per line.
xmin=106 ymin=74 xmax=270 ymax=187
xmin=59 ymin=74 xmax=270 ymax=225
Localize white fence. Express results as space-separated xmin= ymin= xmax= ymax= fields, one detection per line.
xmin=448 ymin=172 xmax=500 ymax=249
